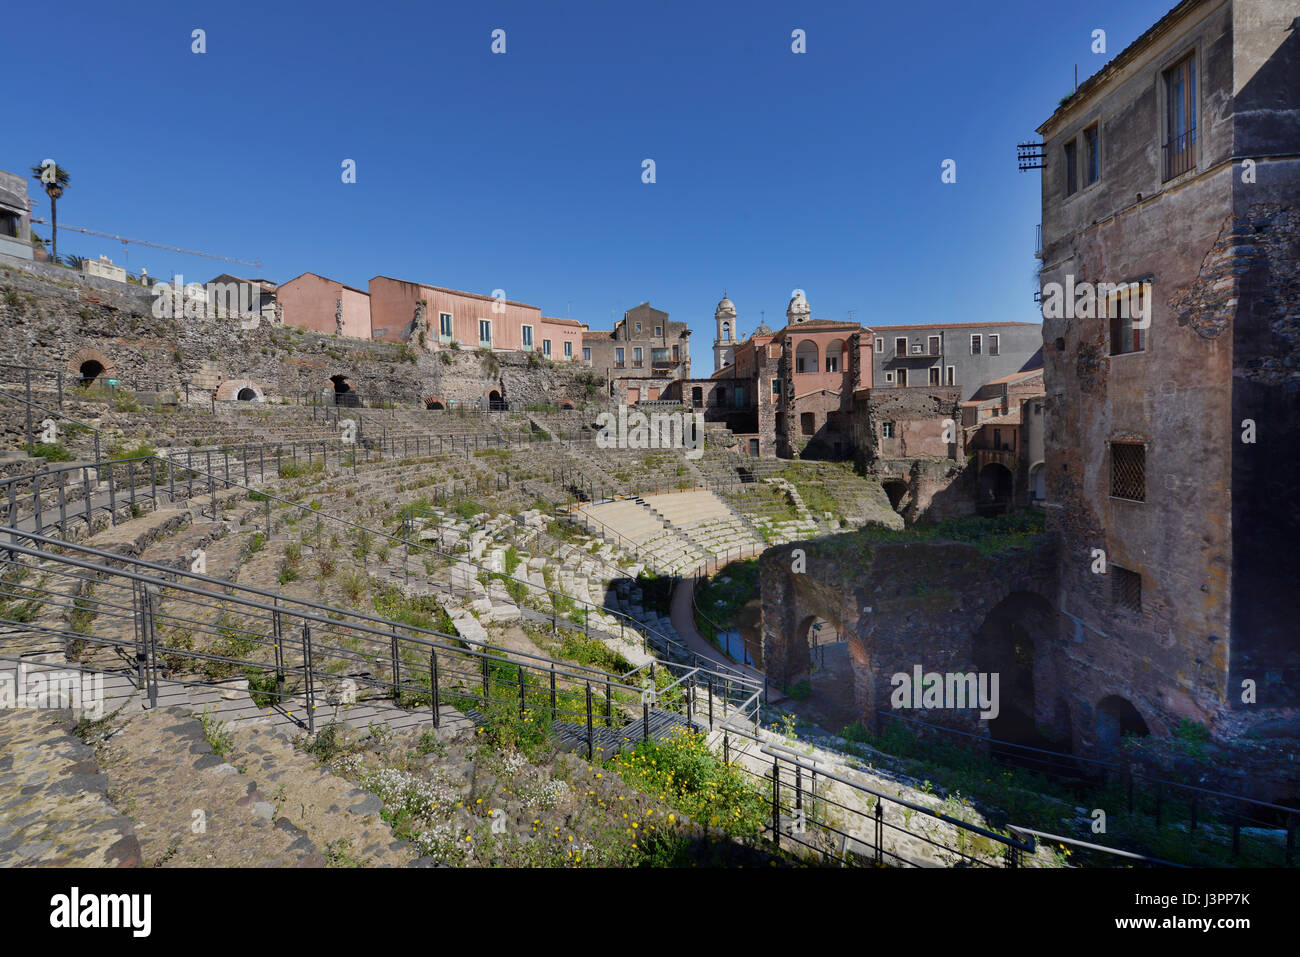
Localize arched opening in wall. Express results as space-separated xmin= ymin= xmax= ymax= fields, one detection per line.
xmin=236 ymin=387 xmax=257 ymax=401
xmin=973 ymin=591 xmax=1061 ymax=752
xmin=1095 ymin=695 xmax=1150 ymax=759
xmin=488 ymin=390 xmax=507 ymax=411
xmin=79 ymin=360 xmax=105 ymax=385
xmin=795 ymin=340 xmax=819 ymax=374
xmin=426 ymin=399 xmax=445 ymax=410
xmin=977 ymin=463 xmax=1014 ymax=515
xmin=559 ymin=400 xmax=575 ymax=410
xmin=330 ymin=375 xmax=359 ymax=408
xmin=825 ymin=339 xmax=845 ymax=373
xmin=1029 ymin=461 xmax=1046 ymax=505
xmin=792 ymin=615 xmax=857 ymax=730
xmin=882 ymin=479 xmax=908 ymax=512
xmin=691 ymin=386 xmax=703 ymax=408
xmin=721 ymin=321 xmax=731 ymax=341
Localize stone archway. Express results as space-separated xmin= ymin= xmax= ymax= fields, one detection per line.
xmin=68 ymin=349 xmax=115 ymax=386
xmin=215 ymin=378 xmax=265 ymax=402
xmin=424 ymin=396 xmax=446 ymax=410
xmin=1096 ymin=694 xmax=1151 ymax=758
xmin=487 ymin=389 xmax=507 ymax=411
xmin=559 ymin=399 xmax=576 ymax=410
xmin=882 ymin=479 xmax=908 ymax=512
xmin=977 ymin=463 xmax=1014 ymax=515
xmin=330 ymin=374 xmax=359 ymax=407
xmin=972 ymin=590 xmax=1060 ymax=748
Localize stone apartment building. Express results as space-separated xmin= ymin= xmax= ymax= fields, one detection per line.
xmin=1035 ymin=0 xmax=1299 ymax=777
xmin=582 ymin=302 xmax=691 ymax=403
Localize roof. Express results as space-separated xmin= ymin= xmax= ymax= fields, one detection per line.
xmin=866 ymin=321 xmax=1041 ymax=333
xmin=1037 ymin=0 xmax=1205 ymax=134
xmin=369 ymin=276 xmax=538 ymax=310
xmin=540 ymin=316 xmax=586 ymax=327
xmin=209 ymin=273 xmax=278 ymax=292
xmin=281 ymin=272 xmax=367 ymax=296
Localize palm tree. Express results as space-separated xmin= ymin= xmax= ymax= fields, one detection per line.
xmin=29 ymin=162 xmax=70 ymax=262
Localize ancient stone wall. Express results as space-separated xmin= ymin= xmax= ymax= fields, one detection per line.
xmin=759 ymin=531 xmax=1060 ymax=740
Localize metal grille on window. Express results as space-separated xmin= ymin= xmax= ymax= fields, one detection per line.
xmin=1111 ymin=442 xmax=1145 ymax=501
xmin=1112 ymin=566 xmax=1142 ymax=614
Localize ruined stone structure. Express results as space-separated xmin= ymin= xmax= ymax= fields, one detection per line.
xmin=0 ymin=262 xmax=603 ymax=411
xmin=1035 ymin=0 xmax=1300 ymax=782
xmin=759 ymin=532 xmax=1061 ymax=744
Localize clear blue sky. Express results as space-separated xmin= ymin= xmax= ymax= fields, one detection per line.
xmin=6 ymin=0 xmax=1175 ymax=340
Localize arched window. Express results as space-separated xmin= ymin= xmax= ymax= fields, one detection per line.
xmin=825 ymin=339 xmax=844 ymax=373
xmin=795 ymin=340 xmax=819 ymax=374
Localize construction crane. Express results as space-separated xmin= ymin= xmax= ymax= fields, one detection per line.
xmin=28 ymin=214 xmax=261 ymax=270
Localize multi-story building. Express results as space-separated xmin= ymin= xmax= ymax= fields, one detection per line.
xmin=582 ymin=302 xmax=690 ymax=403
xmin=868 ymin=321 xmax=1042 ymax=399
xmin=369 ymin=277 xmax=586 ymax=360
xmin=1034 ymin=0 xmax=1299 ymax=779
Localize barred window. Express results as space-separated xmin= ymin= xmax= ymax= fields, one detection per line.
xmin=1111 ymin=565 xmax=1142 ymax=614
xmin=1110 ymin=442 xmax=1145 ymax=501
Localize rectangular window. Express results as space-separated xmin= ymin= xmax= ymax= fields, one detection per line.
xmin=801 ymin=412 xmax=815 ymax=436
xmin=1164 ymin=52 xmax=1196 ymax=180
xmin=672 ymin=345 xmax=680 ymax=360
xmin=1083 ymin=124 xmax=1100 ymax=186
xmin=633 ymin=347 xmax=643 ymax=367
xmin=582 ymin=347 xmax=591 ymax=361
xmin=881 ymin=421 xmax=895 ymax=439
xmin=1111 ymin=565 xmax=1142 ymax=614
xmin=1064 ymin=139 xmax=1078 ymax=195
xmin=885 ymin=372 xmax=894 ymax=383
xmin=826 ymin=355 xmax=839 ymax=373
xmin=894 ymin=337 xmax=906 ymax=357
xmin=542 ymin=339 xmax=552 ymax=357
xmin=896 ymin=368 xmax=908 ymax=387
xmin=989 ymin=334 xmax=1000 ymax=356
xmin=946 ymin=366 xmax=955 ymax=386
xmin=615 ymin=347 xmax=625 ymax=367
xmin=439 ymin=313 xmax=453 ymax=338
xmin=635 ymin=322 xmax=642 ymax=333
xmin=655 ymin=326 xmax=662 ymax=336
xmin=971 ymin=335 xmax=982 ymax=355
xmin=521 ymin=325 xmax=533 ymax=349
xmin=928 ymin=335 xmax=940 ymax=356
xmin=564 ymin=341 xmax=572 ymax=358
xmin=929 ymin=366 xmax=940 ymax=386
xmin=772 ymin=378 xmax=780 ymax=396
xmin=478 ymin=320 xmax=492 ymax=346
xmin=1110 ymin=442 xmax=1146 ymax=502
xmin=875 ymin=337 xmax=885 ymax=353
xmin=1107 ymin=285 xmax=1149 ymax=355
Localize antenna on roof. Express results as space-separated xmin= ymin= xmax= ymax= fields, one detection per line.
xmin=1074 ymin=64 xmax=1078 ymax=92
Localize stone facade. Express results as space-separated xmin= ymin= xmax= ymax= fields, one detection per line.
xmin=1036 ymin=0 xmax=1300 ymax=781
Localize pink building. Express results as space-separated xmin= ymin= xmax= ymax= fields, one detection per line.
xmin=369 ymin=277 xmax=586 ymax=359
xmin=278 ymin=272 xmax=371 ymax=339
